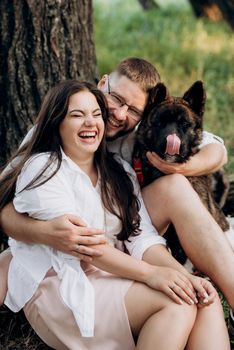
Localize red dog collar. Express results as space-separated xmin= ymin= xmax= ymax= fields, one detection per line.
xmin=133 ymin=158 xmax=144 ymax=187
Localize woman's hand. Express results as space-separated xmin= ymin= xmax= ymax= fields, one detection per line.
xmin=144 ymin=266 xmax=198 ymax=305
xmin=188 ymin=274 xmax=217 ymax=307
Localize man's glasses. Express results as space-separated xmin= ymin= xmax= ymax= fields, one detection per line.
xmin=107 ymin=76 xmax=142 ymax=122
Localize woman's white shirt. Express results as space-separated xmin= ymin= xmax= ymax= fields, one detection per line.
xmin=5 ymin=151 xmax=165 ymax=337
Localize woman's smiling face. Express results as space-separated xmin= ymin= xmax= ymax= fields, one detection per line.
xmin=59 ymin=90 xmax=105 ymax=163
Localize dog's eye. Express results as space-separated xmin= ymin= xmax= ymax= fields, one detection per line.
xmin=182 ymin=121 xmax=191 ymax=128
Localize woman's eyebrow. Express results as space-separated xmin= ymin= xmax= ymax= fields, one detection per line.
xmin=69 ymin=108 xmax=101 ymax=114
xmin=69 ymin=109 xmax=84 ymax=114
xmin=93 ymin=108 xmax=101 ymax=113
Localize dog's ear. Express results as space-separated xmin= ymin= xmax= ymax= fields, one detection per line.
xmin=182 ymin=81 xmax=206 ymax=117
xmin=147 ymin=82 xmax=168 ymax=108
xmin=143 ymin=83 xmax=169 ymax=119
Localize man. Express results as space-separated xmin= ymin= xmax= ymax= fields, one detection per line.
xmin=1 ymin=58 xmax=234 ymax=321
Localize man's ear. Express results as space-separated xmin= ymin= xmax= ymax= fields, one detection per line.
xmin=183 ymin=80 xmax=206 ymax=116
xmin=97 ymin=74 xmax=108 ymax=91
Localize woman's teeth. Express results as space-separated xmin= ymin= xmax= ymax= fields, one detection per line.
xmin=79 ymin=131 xmax=96 ymax=138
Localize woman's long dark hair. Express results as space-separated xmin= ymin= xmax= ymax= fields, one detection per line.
xmin=0 ymin=80 xmax=140 ymax=241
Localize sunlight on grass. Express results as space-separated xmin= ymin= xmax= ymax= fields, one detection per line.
xmin=183 ymin=23 xmax=234 ymax=54
xmin=93 ymin=0 xmax=234 ymax=176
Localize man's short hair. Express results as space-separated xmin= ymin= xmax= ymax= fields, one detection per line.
xmin=113 ymin=57 xmax=161 ymax=92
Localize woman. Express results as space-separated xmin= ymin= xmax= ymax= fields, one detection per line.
xmin=0 ymin=80 xmax=230 ymax=349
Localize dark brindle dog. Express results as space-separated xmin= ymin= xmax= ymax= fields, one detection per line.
xmin=133 ymin=81 xmax=230 ymax=264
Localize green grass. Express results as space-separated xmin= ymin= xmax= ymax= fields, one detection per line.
xmin=93 ymin=0 xmax=234 ymax=178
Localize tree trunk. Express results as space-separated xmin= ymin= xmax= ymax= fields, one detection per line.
xmin=188 ymin=0 xmax=234 ymax=29
xmin=0 ymin=2 xmax=97 ymax=344
xmin=137 ymin=0 xmax=159 ymax=10
xmin=214 ymin=0 xmax=234 ymax=29
xmin=0 ymin=0 xmax=97 ymax=168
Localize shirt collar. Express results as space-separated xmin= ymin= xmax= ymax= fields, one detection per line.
xmin=61 ymin=149 xmax=100 ymax=189
xmin=61 ymin=148 xmax=84 ymax=174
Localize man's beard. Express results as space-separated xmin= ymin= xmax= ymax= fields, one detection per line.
xmin=106 ymin=126 xmax=135 ymax=141
xmin=106 ymin=113 xmax=136 ymax=141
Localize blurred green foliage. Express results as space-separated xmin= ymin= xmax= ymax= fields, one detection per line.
xmin=93 ymin=0 xmax=234 ymax=177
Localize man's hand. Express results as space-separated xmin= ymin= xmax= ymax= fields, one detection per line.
xmin=146 ymin=151 xmax=193 ymax=176
xmin=1 ymin=204 xmax=106 ymax=261
xmin=146 ymin=143 xmax=227 ymax=177
xmin=45 ymin=214 xmax=106 ymax=261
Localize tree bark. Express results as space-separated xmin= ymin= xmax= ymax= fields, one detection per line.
xmin=214 ymin=0 xmax=234 ymax=29
xmin=137 ymin=0 xmax=159 ymax=10
xmin=0 ymin=0 xmax=97 ymax=167
xmin=188 ymin=0 xmax=234 ymax=29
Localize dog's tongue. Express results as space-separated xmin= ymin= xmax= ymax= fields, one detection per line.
xmin=165 ymin=134 xmax=181 ymax=155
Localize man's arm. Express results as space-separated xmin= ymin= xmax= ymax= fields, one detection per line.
xmin=0 ymin=203 xmax=106 ymax=261
xmin=146 ymin=143 xmax=227 ymax=177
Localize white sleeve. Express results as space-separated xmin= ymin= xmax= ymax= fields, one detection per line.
xmin=125 ymin=190 xmax=166 ymax=260
xmin=200 ymin=131 xmax=226 ymax=150
xmin=13 ymin=154 xmax=76 ymax=221
xmin=117 ymin=156 xmax=166 ymax=260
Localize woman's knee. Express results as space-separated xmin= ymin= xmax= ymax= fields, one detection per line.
xmin=166 ymin=301 xmax=197 ymax=327
xmin=197 ymin=295 xmax=226 ymax=321
xmin=125 ymin=282 xmax=196 ymax=335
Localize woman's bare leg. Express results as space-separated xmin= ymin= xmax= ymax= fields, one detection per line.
xmin=125 ymin=281 xmax=196 ymax=350
xmin=0 ymin=249 xmax=12 ymax=305
xmin=186 ymin=296 xmax=230 ymax=350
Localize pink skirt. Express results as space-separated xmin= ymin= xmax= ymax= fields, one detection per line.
xmin=24 ymin=268 xmax=135 ymax=350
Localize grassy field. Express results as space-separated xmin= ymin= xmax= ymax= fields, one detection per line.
xmin=93 ymin=0 xmax=234 ymax=178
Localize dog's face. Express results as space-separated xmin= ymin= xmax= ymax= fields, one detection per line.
xmin=137 ymin=81 xmax=206 ymax=163
xmin=144 ymin=99 xmax=202 ymax=163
